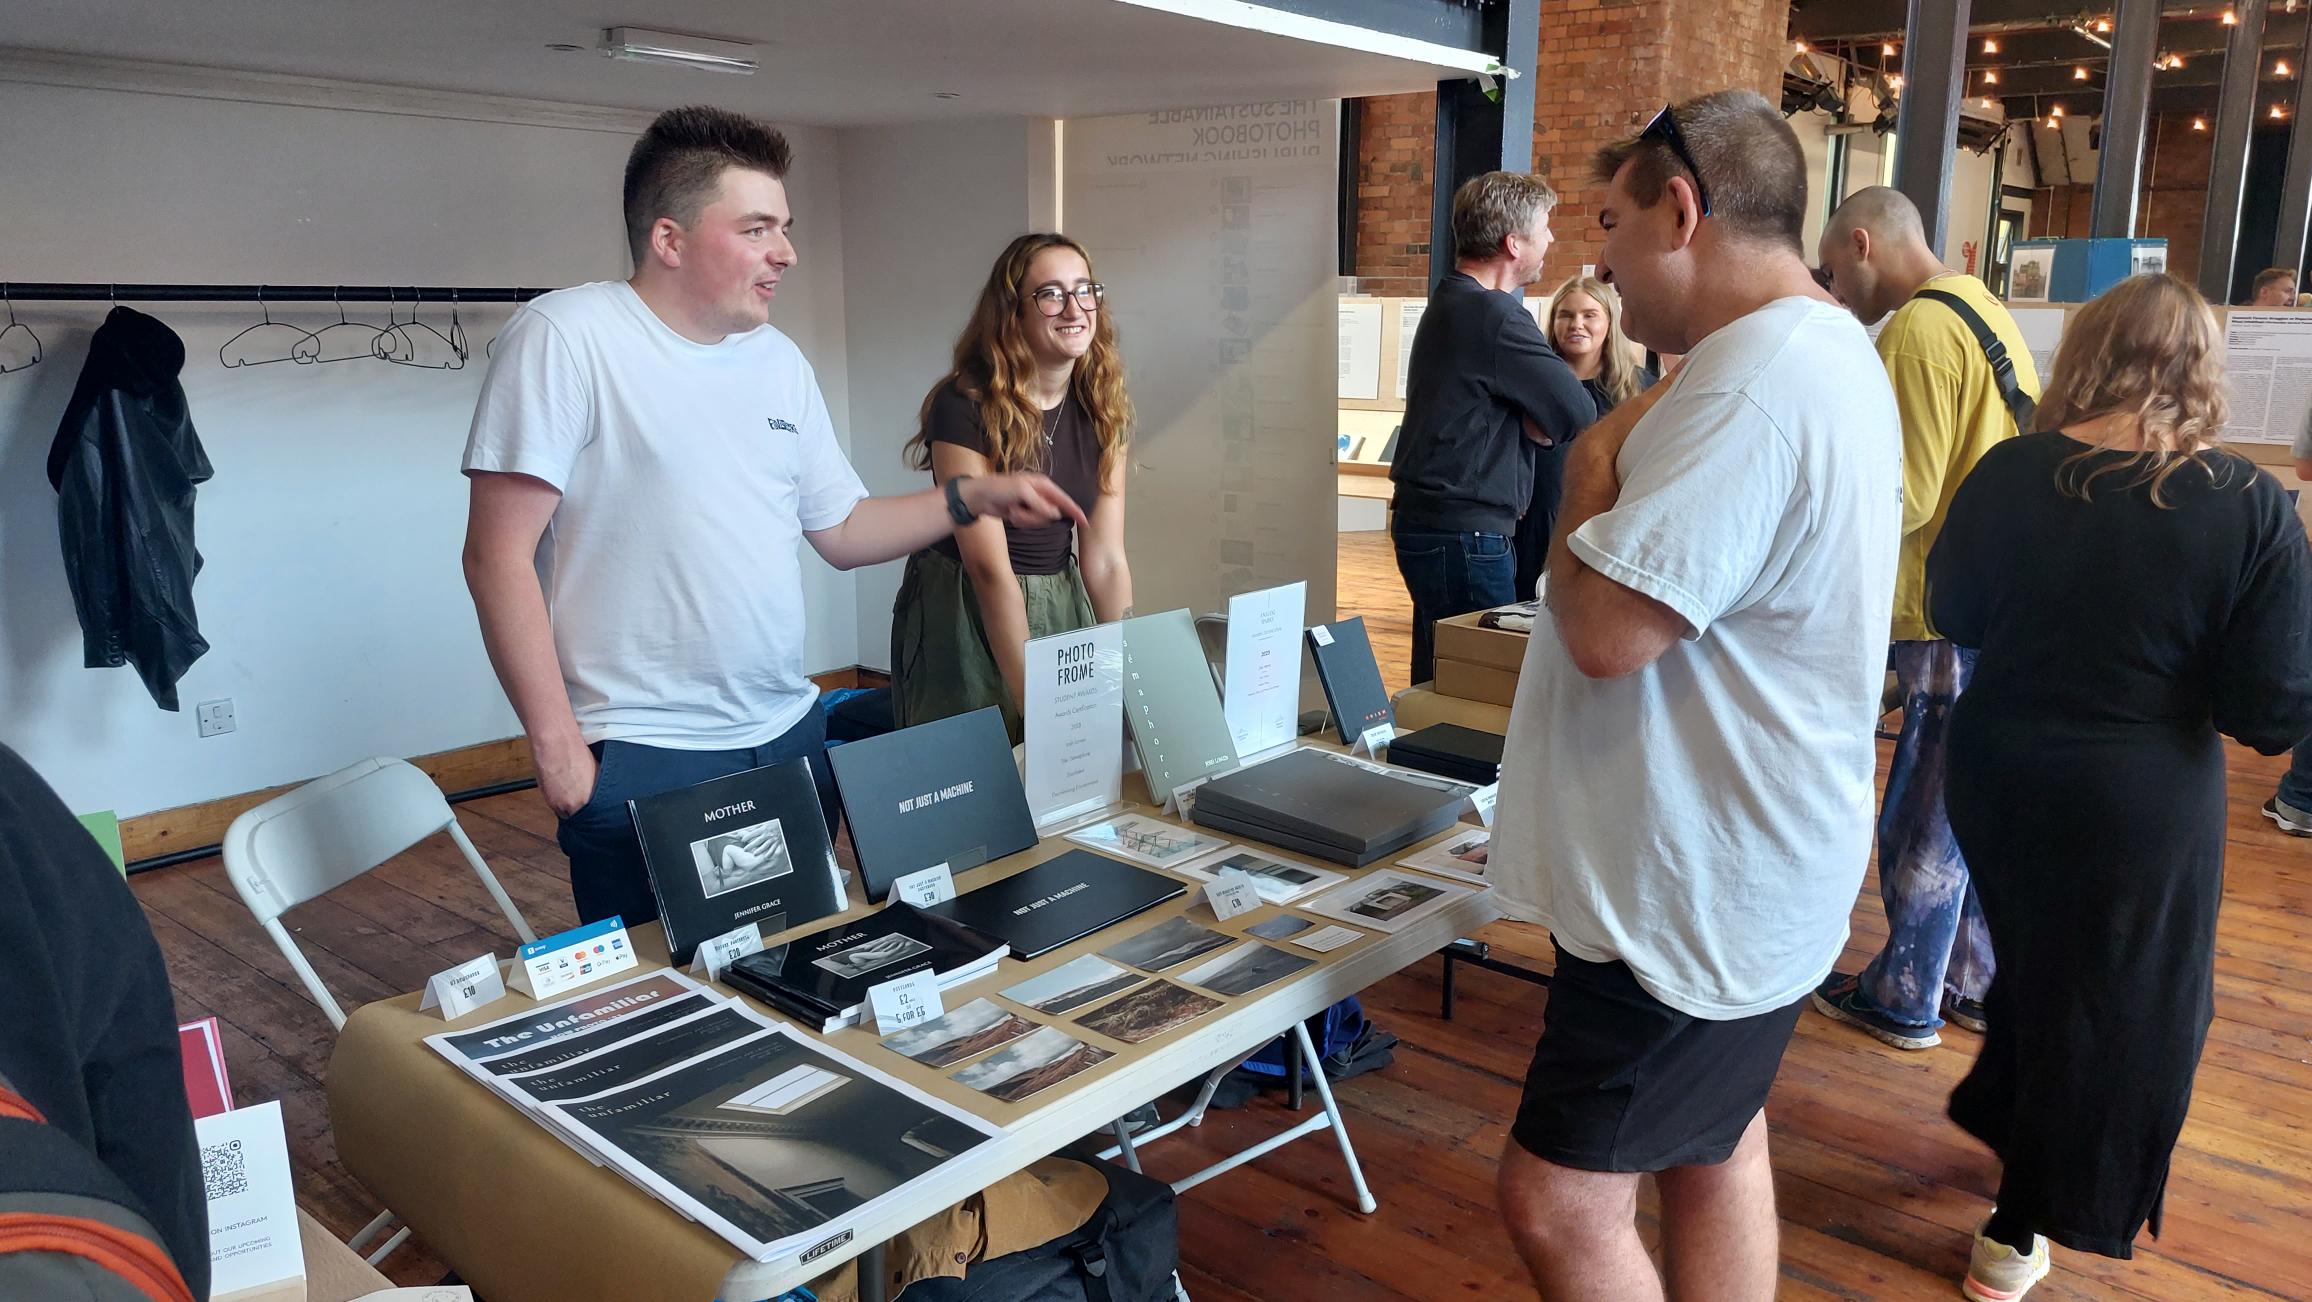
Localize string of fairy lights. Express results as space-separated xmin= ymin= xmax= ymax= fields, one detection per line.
xmin=1792 ymin=4 xmax=2308 ymax=134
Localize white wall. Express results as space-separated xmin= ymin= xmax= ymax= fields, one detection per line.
xmin=834 ymin=118 xmax=1049 ymax=670
xmin=1944 ymin=144 xmax=1999 ymax=271
xmin=1063 ymin=101 xmax=1340 ymax=623
xmin=0 ymin=76 xmax=853 ymax=819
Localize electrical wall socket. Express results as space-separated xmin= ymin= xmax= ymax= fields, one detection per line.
xmin=195 ymin=699 xmax=236 ymax=738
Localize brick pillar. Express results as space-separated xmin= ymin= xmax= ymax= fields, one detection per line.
xmin=1351 ymin=0 xmax=1790 ymax=289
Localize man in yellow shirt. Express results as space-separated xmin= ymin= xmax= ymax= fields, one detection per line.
xmin=1810 ymin=187 xmax=2039 ymax=1051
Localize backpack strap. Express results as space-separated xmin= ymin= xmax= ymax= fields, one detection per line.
xmin=1915 ymin=288 xmax=2037 ymax=434
xmin=0 ymin=1074 xmax=196 ymax=1302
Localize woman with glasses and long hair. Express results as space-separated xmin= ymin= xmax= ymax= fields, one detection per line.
xmin=1517 ymin=276 xmax=1657 ymax=596
xmin=1924 ymin=273 xmax=2312 ymax=1301
xmin=891 ymin=233 xmax=1134 ymax=740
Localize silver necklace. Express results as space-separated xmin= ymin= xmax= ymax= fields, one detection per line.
xmin=1041 ymin=400 xmax=1062 ymax=447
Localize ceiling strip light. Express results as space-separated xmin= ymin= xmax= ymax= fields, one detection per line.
xmin=600 ymin=27 xmax=759 ymax=75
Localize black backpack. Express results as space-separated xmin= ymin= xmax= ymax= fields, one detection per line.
xmin=1915 ymin=288 xmax=2037 ymax=433
xmin=896 ymin=1157 xmax=1179 ymax=1302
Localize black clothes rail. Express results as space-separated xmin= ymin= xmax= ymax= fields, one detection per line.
xmin=2 ymin=282 xmax=552 ymax=304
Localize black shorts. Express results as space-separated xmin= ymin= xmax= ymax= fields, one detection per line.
xmin=1511 ymin=941 xmax=1806 ymax=1173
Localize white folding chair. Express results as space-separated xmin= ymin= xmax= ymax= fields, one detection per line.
xmin=222 ymin=754 xmax=539 ymax=1263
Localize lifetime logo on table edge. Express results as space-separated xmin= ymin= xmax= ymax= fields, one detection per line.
xmin=800 ymin=1228 xmax=853 ymax=1263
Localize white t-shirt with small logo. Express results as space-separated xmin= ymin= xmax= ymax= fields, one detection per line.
xmin=1490 ymin=296 xmax=1901 ymax=1020
xmin=462 ymin=280 xmax=868 ymax=751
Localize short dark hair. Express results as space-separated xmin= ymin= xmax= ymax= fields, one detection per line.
xmin=1451 ymin=172 xmax=1559 ymax=261
xmin=622 ymin=106 xmax=793 ymax=263
xmin=1592 ymin=90 xmax=1807 ymax=253
xmin=2254 ymin=266 xmax=2298 ymax=294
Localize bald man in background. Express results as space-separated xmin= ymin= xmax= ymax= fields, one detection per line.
xmin=1810 ymin=187 xmax=2040 ymax=1052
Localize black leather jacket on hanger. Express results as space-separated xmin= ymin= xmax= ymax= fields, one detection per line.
xmin=45 ymin=306 xmax=213 ymax=711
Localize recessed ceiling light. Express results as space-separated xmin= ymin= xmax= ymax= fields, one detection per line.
xmin=599 ymin=27 xmax=758 ymax=75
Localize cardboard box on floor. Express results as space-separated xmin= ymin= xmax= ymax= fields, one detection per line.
xmin=1431 ymin=610 xmax=1527 ymax=708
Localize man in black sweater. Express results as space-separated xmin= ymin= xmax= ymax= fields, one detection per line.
xmin=1390 ymin=171 xmax=1599 ymax=685
xmin=0 ymin=743 xmax=208 ymax=1297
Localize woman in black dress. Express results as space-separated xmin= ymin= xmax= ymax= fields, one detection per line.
xmin=1925 ymin=274 xmax=2312 ymax=1300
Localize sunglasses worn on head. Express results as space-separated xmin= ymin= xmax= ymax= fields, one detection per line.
xmin=1639 ymin=104 xmax=1713 ymax=217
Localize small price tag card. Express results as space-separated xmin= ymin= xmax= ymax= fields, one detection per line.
xmin=1309 ymin=624 xmax=1335 ymax=647
xmin=889 ymin=862 xmax=957 ymax=908
xmin=419 ymin=954 xmax=505 ymax=1020
xmin=688 ymin=922 xmax=765 ymax=982
xmin=868 ymin=969 xmax=944 ymax=1036
xmin=1355 ymin=722 xmax=1397 ymax=757
xmin=1165 ymin=772 xmax=1218 ymax=818
xmin=1292 ymin=924 xmax=1364 ymax=954
xmin=1205 ymin=870 xmax=1263 ymax=922
xmin=1469 ymin=782 xmax=1499 ymax=827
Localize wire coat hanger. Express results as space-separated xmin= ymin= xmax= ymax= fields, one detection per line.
xmin=381 ymin=287 xmax=463 ymax=370
xmin=293 ymin=287 xmax=383 ymax=364
xmin=0 ymin=284 xmax=43 ymax=374
xmin=219 ymin=286 xmax=312 ymax=368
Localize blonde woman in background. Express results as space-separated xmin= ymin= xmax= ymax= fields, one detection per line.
xmin=891 ymin=233 xmax=1134 ymax=742
xmin=1924 ymin=273 xmax=2312 ymax=1300
xmin=1515 ymin=276 xmax=1659 ymax=599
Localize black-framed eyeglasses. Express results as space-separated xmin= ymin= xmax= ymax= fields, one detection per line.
xmin=1030 ymin=283 xmax=1105 ymax=316
xmin=1639 ymin=103 xmax=1713 ymax=217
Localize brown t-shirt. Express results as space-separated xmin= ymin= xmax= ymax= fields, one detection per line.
xmin=925 ymin=379 xmax=1102 ymax=575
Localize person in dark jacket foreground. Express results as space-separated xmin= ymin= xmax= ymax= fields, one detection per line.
xmin=0 ymin=742 xmax=208 ymax=1297
xmin=46 ymin=305 xmax=213 ymax=710
xmin=1925 ymin=274 xmax=2312 ymax=1300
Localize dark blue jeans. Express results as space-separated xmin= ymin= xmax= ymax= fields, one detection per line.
xmin=1858 ymin=640 xmax=1993 ymax=1029
xmin=2277 ymin=736 xmax=2312 ymax=814
xmin=1392 ymin=526 xmax=1516 ymax=686
xmin=555 ymin=707 xmax=838 ymax=928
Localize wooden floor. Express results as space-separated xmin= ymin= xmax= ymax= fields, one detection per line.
xmin=127 ymin=531 xmax=2311 ymax=1300
xmin=1339 ymin=529 xmax=1416 ymax=699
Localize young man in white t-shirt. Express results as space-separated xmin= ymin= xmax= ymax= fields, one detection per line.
xmin=462 ymin=107 xmax=1081 ymax=928
xmin=1488 ymin=91 xmax=1900 ymax=1300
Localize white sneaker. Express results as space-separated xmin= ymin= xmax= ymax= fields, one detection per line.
xmin=1962 ymin=1224 xmax=2049 ymax=1301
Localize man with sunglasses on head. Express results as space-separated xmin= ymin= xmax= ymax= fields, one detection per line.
xmin=1389 ymin=171 xmax=1599 ymax=686
xmin=1488 ymin=91 xmax=1899 ymax=1301
xmin=462 ymin=105 xmax=1082 ymax=930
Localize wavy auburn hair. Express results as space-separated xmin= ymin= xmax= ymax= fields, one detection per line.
xmin=1545 ymin=276 xmax=1646 ymax=406
xmin=906 ymin=233 xmax=1132 ymax=487
xmin=2038 ymin=274 xmax=2232 ymax=507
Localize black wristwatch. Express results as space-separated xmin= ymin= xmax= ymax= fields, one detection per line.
xmin=944 ymin=474 xmax=979 ymax=526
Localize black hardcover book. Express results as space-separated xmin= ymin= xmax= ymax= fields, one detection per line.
xmin=1191 ymin=747 xmax=1465 ymax=860
xmin=827 ymin=706 xmax=1040 ymax=902
xmin=1191 ymin=801 xmax=1461 ymax=867
xmin=628 ymin=758 xmax=845 ymax=966
xmin=1386 ymin=723 xmax=1505 ymax=785
xmin=1307 ymin=617 xmax=1392 ymax=745
xmin=722 ymin=903 xmax=1007 ymax=1030
xmin=926 ymin=850 xmax=1186 ymax=960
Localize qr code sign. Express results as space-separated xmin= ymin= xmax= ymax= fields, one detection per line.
xmin=201 ymin=1138 xmax=249 ymax=1200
